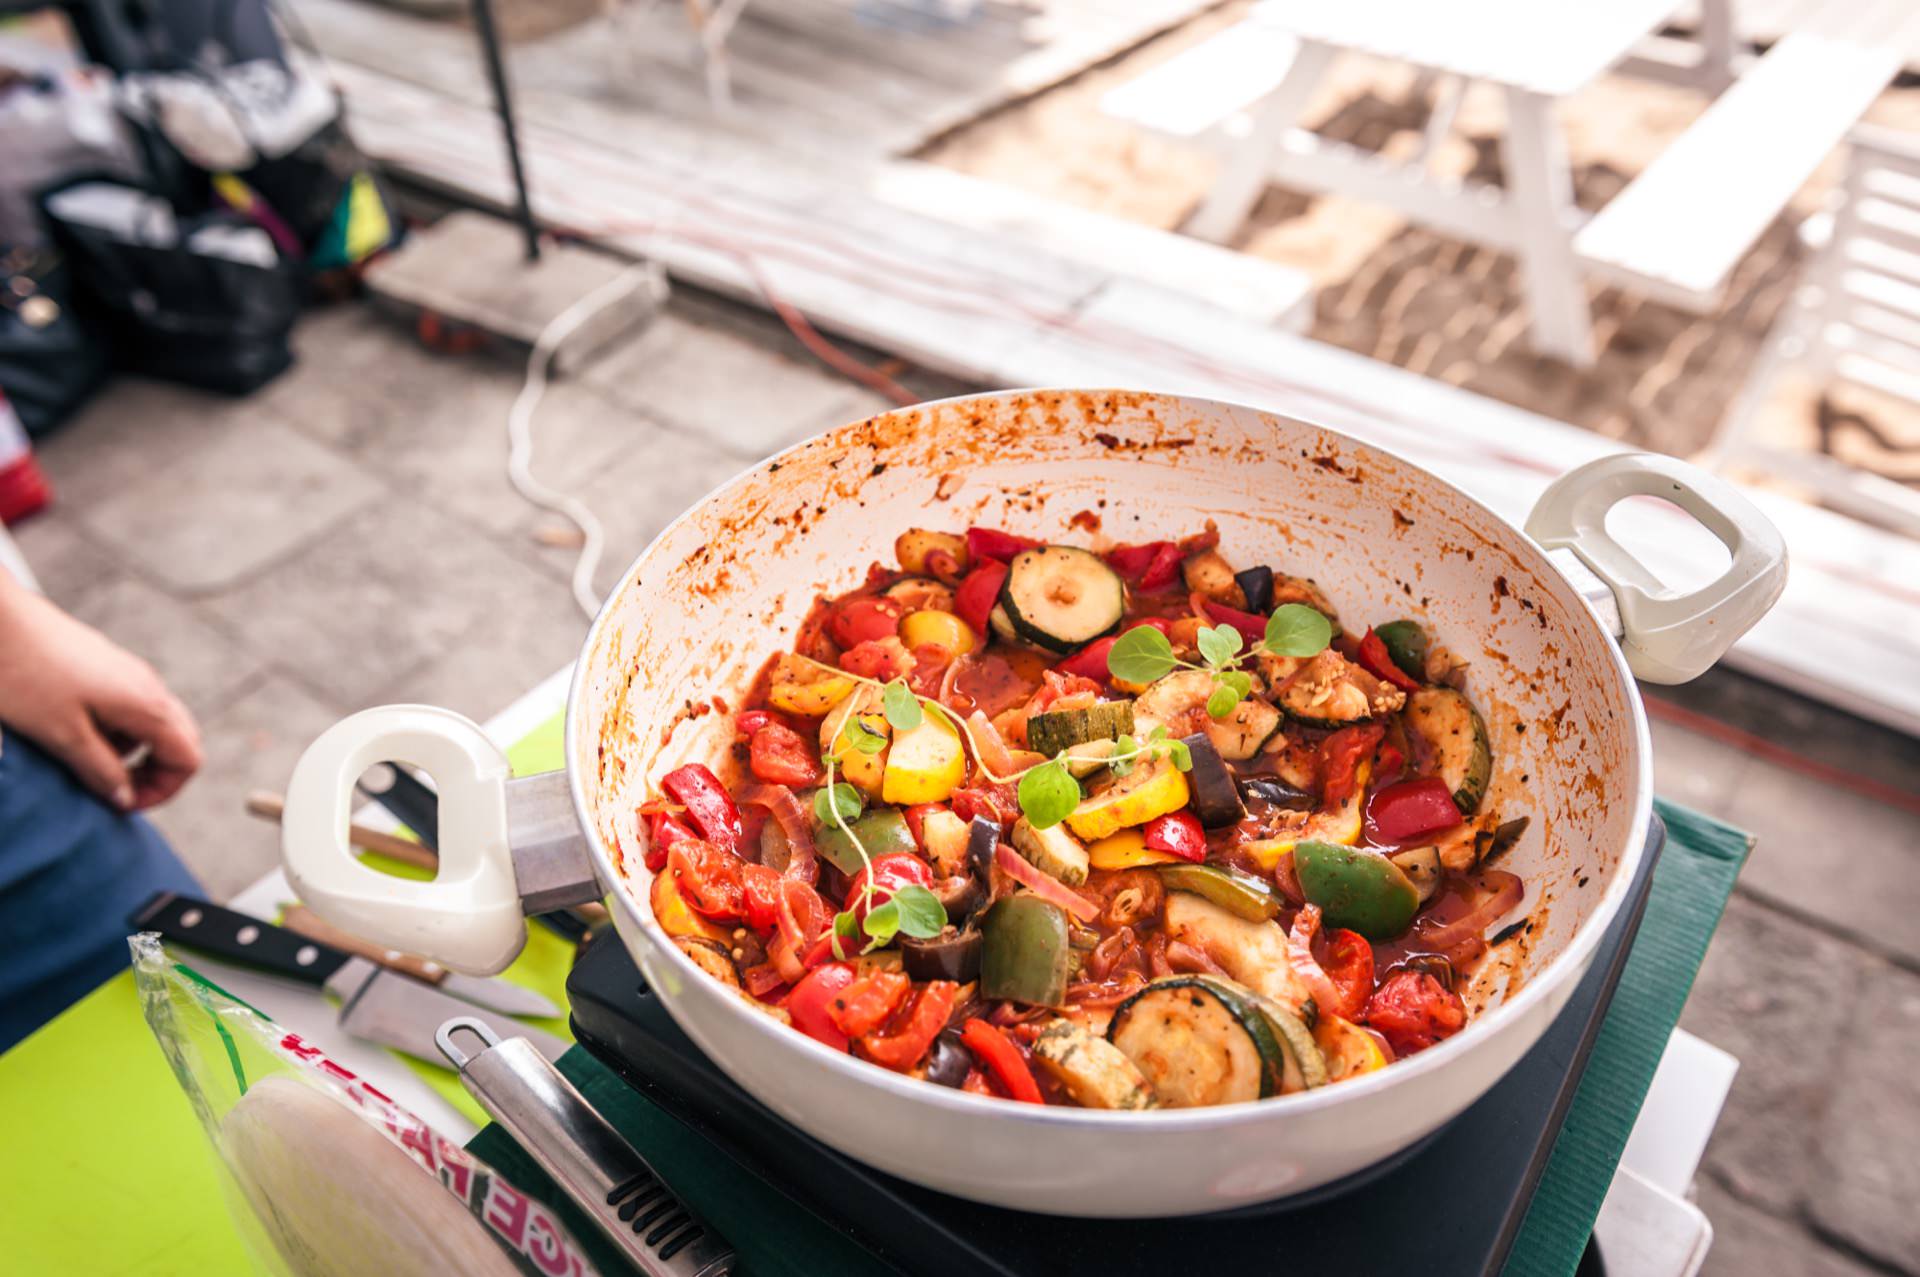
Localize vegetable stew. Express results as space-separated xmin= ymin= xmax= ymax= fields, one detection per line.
xmin=639 ymin=521 xmax=1527 ymax=1108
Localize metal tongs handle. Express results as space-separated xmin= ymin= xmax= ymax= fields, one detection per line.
xmin=438 ymin=1018 xmax=734 ymax=1277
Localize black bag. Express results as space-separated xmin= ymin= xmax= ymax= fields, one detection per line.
xmin=0 ymin=246 xmax=110 ymax=437
xmin=41 ymin=178 xmax=300 ymax=395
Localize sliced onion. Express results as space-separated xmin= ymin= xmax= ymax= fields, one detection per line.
xmin=968 ymin=709 xmax=1017 ymax=779
xmin=1404 ymin=869 xmax=1525 ymax=967
xmin=996 ymin=842 xmax=1100 ymax=923
xmin=1286 ymin=904 xmax=1344 ymax=1016
xmin=738 ymin=783 xmax=818 ymax=886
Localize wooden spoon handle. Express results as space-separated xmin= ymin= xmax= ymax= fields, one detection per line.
xmin=246 ymin=790 xmax=439 ymax=871
xmin=280 ymin=904 xmax=448 ymax=984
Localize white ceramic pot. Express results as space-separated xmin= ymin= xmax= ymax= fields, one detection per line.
xmin=281 ymin=390 xmax=1785 ymax=1217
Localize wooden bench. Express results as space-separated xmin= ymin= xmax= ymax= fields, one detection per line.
xmin=1574 ymin=0 xmax=1920 ymax=310
xmin=1098 ymin=19 xmax=1303 ymax=149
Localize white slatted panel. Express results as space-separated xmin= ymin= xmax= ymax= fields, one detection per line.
xmin=1575 ymin=0 xmax=1920 ymax=308
xmin=1248 ymin=0 xmax=1691 ymax=93
xmin=1097 ymin=20 xmax=1300 ymax=142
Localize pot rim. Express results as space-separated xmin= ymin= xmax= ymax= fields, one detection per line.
xmin=563 ymin=387 xmax=1655 ymax=1130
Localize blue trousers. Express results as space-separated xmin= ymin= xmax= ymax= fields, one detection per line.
xmin=0 ymin=734 xmax=200 ymax=1051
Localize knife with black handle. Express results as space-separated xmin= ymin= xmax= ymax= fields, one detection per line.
xmin=130 ymin=892 xmax=568 ymax=1065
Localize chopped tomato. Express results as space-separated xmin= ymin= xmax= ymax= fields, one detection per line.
xmin=845 ymin=852 xmax=935 ymax=921
xmin=839 ymin=637 xmax=915 ymax=681
xmin=661 ymin=764 xmax=743 ymax=856
xmin=965 ymin=527 xmax=1038 ymax=562
xmin=788 ymin=963 xmax=857 ymax=1051
xmin=740 ymin=963 xmax=787 ymax=999
xmin=1320 ymin=928 xmax=1376 ymax=1021
xmin=668 ymin=840 xmax=745 ymax=920
xmin=642 ymin=810 xmax=696 ymax=873
xmin=740 ymin=862 xmax=784 ymax=934
xmin=1357 ymin=628 xmax=1423 ymax=693
xmin=830 ymin=595 xmax=904 ymax=649
xmin=1055 ymin=617 xmax=1172 ymax=683
xmin=861 ymin=981 xmax=961 ymax=1072
xmin=748 ymin=722 xmax=823 ymax=787
xmin=737 ymin=708 xmax=802 ymax=737
xmin=958 ymin=1018 xmax=1043 ymax=1104
xmin=953 ymin=560 xmax=1009 ymax=636
xmin=1200 ymin=599 xmax=1268 ymax=644
xmin=1027 ymin=669 xmax=1102 ymax=715
xmin=1364 ymin=970 xmax=1467 ymax=1055
xmin=1141 ymin=810 xmax=1206 ymax=862
xmin=1375 ymin=741 xmax=1406 ymax=780
xmin=951 ymin=783 xmax=1019 ymax=828
xmin=905 ymin=642 xmax=953 ymax=699
xmin=1365 ymin=776 xmax=1462 ymax=846
xmin=1319 ymin=724 xmax=1385 ymax=809
xmin=827 ymin=969 xmax=911 ymax=1038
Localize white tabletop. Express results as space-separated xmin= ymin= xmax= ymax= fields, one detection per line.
xmin=1251 ymin=0 xmax=1692 ymax=95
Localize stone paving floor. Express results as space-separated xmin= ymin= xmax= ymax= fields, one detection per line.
xmin=12 ymin=287 xmax=1918 ymax=1276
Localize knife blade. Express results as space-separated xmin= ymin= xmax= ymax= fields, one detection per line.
xmin=280 ymin=904 xmax=561 ymax=1020
xmin=131 ymin=893 xmax=569 ymax=1066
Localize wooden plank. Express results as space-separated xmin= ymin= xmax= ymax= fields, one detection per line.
xmin=868 ymin=161 xmax=1316 ymax=329
xmin=1097 ymin=19 xmax=1299 ymax=141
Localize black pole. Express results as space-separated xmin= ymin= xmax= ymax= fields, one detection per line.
xmin=469 ymin=0 xmax=541 ymax=261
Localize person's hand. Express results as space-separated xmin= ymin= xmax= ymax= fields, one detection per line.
xmin=0 ymin=579 xmax=201 ymax=810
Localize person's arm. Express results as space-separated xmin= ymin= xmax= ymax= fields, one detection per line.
xmin=0 ymin=572 xmax=201 ymax=810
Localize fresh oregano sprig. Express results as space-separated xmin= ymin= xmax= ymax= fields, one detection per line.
xmin=1106 ymin=604 xmax=1332 ymax=720
xmin=1015 ymin=727 xmax=1192 ymax=830
xmin=820 ymin=703 xmax=946 ymax=959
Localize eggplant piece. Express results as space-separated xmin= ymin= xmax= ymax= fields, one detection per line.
xmin=930 ymin=875 xmax=985 ymax=926
xmin=1238 ymin=776 xmax=1313 ymax=809
xmin=967 ymin=814 xmax=1001 ymax=880
xmin=1180 ymin=732 xmax=1245 ymax=829
xmin=902 ymin=926 xmax=984 ymax=982
xmin=1234 ymin=565 xmax=1275 ymax=615
xmin=923 ymin=1030 xmax=972 ymax=1089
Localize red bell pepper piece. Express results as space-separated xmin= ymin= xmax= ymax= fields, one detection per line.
xmin=1364 ymin=776 xmax=1462 ymax=845
xmin=1141 ymin=809 xmax=1206 ymax=862
xmin=959 ymin=1018 xmax=1044 ymax=1103
xmin=788 ymin=963 xmax=857 ymax=1052
xmin=1358 ymin=628 xmax=1423 ymax=693
xmin=1201 ymin=599 xmax=1268 ymax=645
xmin=965 ymin=526 xmax=1038 ymax=563
xmin=1374 ymin=741 xmax=1406 ymax=780
xmin=1140 ymin=543 xmax=1184 ymax=591
xmin=1319 ymin=724 xmax=1385 ymax=809
xmin=661 ymin=763 xmax=742 ymax=855
xmin=1054 ymin=618 xmax=1172 ymax=682
xmin=861 ymin=981 xmax=961 ymax=1072
xmin=642 ymin=810 xmax=696 ymax=873
xmin=953 ymin=560 xmax=1009 ymax=637
xmin=748 ymin=722 xmax=824 ymax=787
xmin=740 ymin=862 xmax=784 ymax=934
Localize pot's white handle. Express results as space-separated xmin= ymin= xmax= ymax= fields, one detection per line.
xmin=1525 ymin=453 xmax=1787 ymax=684
xmin=281 ymin=705 xmax=600 ymax=975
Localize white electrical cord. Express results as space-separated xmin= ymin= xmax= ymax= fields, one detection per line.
xmin=505 ymin=260 xmax=666 ymax=619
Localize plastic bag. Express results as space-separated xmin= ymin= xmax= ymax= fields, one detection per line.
xmin=131 ymin=934 xmax=601 ymax=1277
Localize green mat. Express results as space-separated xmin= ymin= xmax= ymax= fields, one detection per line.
xmin=471 ymin=799 xmax=1751 ymax=1277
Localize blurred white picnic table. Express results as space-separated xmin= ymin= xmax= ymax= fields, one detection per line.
xmin=1111 ymin=0 xmax=1920 ymax=367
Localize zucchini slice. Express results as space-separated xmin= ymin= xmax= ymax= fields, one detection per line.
xmin=1027 ymin=700 xmax=1135 ymax=758
xmin=1181 ymin=549 xmax=1245 ymax=606
xmin=1134 ymin=669 xmax=1281 ymax=761
xmin=1404 ymin=686 xmax=1492 ymax=814
xmin=882 ymin=575 xmax=955 ymax=614
xmin=674 ymin=936 xmax=741 ymax=988
xmin=988 ymin=603 xmax=1019 ymax=644
xmin=1277 ymin=650 xmax=1405 ymax=725
xmin=1388 ymin=844 xmax=1444 ymax=903
xmin=1107 ymin=976 xmax=1285 ymax=1106
xmin=1011 ymin=816 xmax=1091 ymax=887
xmin=1032 ymin=1019 xmax=1158 ymax=1110
xmin=1062 ymin=753 xmax=1190 ymax=842
xmin=1244 ymin=989 xmax=1331 ymax=1092
xmin=1000 ymin=546 xmax=1126 ymax=653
